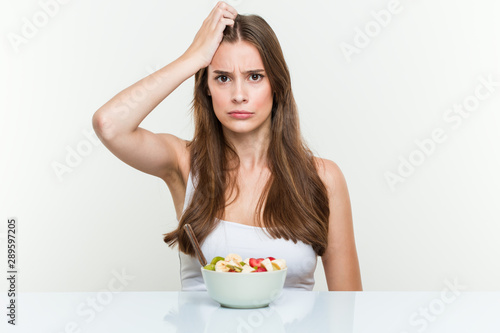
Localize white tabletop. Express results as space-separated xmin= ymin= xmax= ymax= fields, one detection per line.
xmin=2 ymin=290 xmax=500 ymax=332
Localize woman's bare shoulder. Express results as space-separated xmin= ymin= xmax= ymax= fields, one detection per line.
xmin=313 ymin=157 xmax=347 ymax=195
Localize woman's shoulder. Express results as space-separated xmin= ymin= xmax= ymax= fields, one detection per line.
xmin=313 ymin=157 xmax=348 ymax=195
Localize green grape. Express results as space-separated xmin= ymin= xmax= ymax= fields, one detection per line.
xmin=210 ymin=256 xmax=225 ymax=265
xmin=204 ymin=264 xmax=216 ymax=271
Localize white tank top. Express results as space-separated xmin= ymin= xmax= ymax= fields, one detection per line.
xmin=178 ymin=171 xmax=318 ymax=291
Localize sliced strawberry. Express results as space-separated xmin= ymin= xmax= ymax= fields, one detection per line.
xmin=266 ymin=257 xmax=276 ymax=261
xmin=249 ymin=258 xmax=264 ymax=268
xmin=248 ymin=258 xmax=258 ymax=267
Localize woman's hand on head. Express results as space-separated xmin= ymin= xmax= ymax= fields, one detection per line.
xmin=182 ymin=1 xmax=238 ymax=69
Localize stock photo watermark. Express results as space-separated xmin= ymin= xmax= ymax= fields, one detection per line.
xmin=385 ymin=73 xmax=499 ymax=191
xmin=7 ymin=0 xmax=73 ymax=53
xmin=340 ymin=0 xmax=403 ymax=63
xmin=6 ymin=218 xmax=18 ymax=325
xmin=52 ymin=268 xmax=135 ymax=333
xmin=104 ymin=63 xmax=171 ymax=124
xmin=400 ymin=278 xmax=466 ymax=333
xmin=51 ymin=128 xmax=101 ymax=182
xmin=236 ymin=288 xmax=283 ymax=333
xmin=236 ymin=303 xmax=278 ymax=333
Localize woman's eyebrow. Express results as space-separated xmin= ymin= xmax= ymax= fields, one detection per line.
xmin=212 ymin=69 xmax=265 ymax=75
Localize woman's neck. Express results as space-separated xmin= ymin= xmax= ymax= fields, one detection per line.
xmin=223 ymin=128 xmax=270 ymax=173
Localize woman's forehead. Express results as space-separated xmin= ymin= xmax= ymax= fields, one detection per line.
xmin=209 ymin=41 xmax=264 ymax=73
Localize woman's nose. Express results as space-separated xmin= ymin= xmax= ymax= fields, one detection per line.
xmin=231 ymin=79 xmax=248 ymax=103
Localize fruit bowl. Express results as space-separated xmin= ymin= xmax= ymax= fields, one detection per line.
xmin=201 ymin=267 xmax=287 ymax=309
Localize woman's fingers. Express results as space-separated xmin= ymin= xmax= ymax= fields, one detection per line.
xmin=219 ymin=17 xmax=235 ymax=29
xmin=208 ymin=3 xmax=237 ymax=28
xmin=181 ymin=1 xmax=238 ymax=69
xmin=218 ymin=1 xmax=238 ymax=18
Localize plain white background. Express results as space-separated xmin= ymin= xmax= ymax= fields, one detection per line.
xmin=1 ymin=0 xmax=499 ymax=294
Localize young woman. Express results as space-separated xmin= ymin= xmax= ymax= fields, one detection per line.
xmin=92 ymin=1 xmax=362 ymax=291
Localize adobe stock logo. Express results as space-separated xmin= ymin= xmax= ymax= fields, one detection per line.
xmin=7 ymin=0 xmax=73 ymax=53
xmin=385 ymin=74 xmax=499 ymax=191
xmin=400 ymin=278 xmax=466 ymax=333
xmin=340 ymin=0 xmax=403 ymax=63
xmin=51 ymin=128 xmax=102 ymax=182
xmin=53 ymin=268 xmax=135 ymax=333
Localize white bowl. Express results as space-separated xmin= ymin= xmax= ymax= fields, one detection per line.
xmin=201 ymin=267 xmax=287 ymax=309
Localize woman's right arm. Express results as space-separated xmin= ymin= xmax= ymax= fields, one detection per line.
xmin=92 ymin=1 xmax=237 ymax=179
xmin=92 ymin=56 xmax=200 ymax=179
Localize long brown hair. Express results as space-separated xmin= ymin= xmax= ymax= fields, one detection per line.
xmin=163 ymin=14 xmax=330 ymax=256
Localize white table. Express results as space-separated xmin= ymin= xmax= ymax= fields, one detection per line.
xmin=2 ymin=291 xmax=500 ymax=332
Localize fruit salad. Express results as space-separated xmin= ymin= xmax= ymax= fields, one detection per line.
xmin=203 ymin=253 xmax=287 ymax=273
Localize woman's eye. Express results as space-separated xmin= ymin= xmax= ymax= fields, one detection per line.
xmin=250 ymin=74 xmax=263 ymax=81
xmin=216 ymin=75 xmax=229 ymax=83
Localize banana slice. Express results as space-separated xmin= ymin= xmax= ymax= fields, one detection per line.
xmin=241 ymin=265 xmax=256 ymax=273
xmin=261 ymin=258 xmax=273 ymax=272
xmin=225 ymin=253 xmax=242 ymax=263
xmin=215 ymin=260 xmax=230 ymax=272
xmin=272 ymin=259 xmax=287 ymax=270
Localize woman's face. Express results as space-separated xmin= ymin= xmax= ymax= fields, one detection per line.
xmin=207 ymin=40 xmax=273 ymax=136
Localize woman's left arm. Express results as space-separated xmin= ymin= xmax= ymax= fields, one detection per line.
xmin=317 ymin=158 xmax=362 ymax=291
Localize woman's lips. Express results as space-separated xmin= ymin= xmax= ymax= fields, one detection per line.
xmin=228 ymin=111 xmax=253 ymax=119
